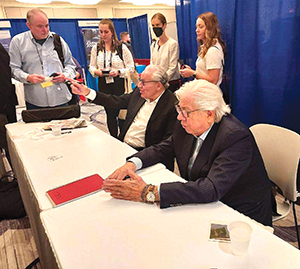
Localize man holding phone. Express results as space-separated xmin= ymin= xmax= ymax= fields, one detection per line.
xmin=9 ymin=8 xmax=76 ymax=110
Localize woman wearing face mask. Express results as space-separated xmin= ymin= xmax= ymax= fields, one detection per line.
xmin=89 ymin=19 xmax=134 ymax=138
xmin=150 ymin=13 xmax=180 ymax=92
xmin=180 ymin=12 xmax=226 ymax=86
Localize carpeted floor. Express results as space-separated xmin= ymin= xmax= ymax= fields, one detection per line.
xmin=0 ymin=217 xmax=40 ymax=269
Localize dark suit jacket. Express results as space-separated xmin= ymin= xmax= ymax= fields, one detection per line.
xmin=93 ymin=87 xmax=177 ymax=154
xmin=133 ymin=114 xmax=272 ymax=226
xmin=0 ymin=44 xmax=18 ymax=122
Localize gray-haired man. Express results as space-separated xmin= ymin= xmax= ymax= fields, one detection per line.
xmin=71 ymin=65 xmax=178 ymax=169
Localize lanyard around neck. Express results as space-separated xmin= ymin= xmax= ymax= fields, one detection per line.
xmin=33 ymin=40 xmax=44 ymax=73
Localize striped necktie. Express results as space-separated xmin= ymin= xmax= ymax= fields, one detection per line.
xmin=187 ymin=137 xmax=203 ymax=180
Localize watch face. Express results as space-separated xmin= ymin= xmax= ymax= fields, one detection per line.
xmin=146 ymin=191 xmax=156 ymax=202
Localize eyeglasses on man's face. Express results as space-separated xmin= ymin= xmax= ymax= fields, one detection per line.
xmin=138 ymin=79 xmax=159 ymax=86
xmin=175 ymin=103 xmax=201 ymax=119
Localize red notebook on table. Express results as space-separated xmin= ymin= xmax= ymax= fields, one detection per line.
xmin=46 ymin=174 xmax=104 ymax=207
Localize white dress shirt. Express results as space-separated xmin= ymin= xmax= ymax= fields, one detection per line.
xmin=124 ymin=91 xmax=164 ymax=148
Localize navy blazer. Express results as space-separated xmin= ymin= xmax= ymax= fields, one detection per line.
xmin=133 ymin=114 xmax=272 ymax=226
xmin=93 ymin=87 xmax=178 ymax=152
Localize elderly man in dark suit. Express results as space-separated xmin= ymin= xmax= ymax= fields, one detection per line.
xmin=71 ymin=65 xmax=177 ymax=169
xmin=103 ymin=79 xmax=272 ymax=226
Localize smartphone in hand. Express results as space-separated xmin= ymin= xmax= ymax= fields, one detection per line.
xmin=178 ymin=59 xmax=186 ymax=69
xmin=102 ymin=70 xmax=110 ymax=76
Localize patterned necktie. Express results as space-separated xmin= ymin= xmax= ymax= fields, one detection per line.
xmin=187 ymin=137 xmax=203 ymax=180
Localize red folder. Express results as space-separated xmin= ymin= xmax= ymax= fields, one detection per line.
xmin=46 ymin=174 xmax=103 ymax=206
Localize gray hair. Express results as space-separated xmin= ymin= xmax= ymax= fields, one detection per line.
xmin=175 ymin=79 xmax=231 ymax=122
xmin=27 ymin=8 xmax=48 ymax=23
xmin=146 ymin=65 xmax=169 ymax=89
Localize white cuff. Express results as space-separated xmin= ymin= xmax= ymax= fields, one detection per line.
xmin=127 ymin=157 xmax=142 ymax=170
xmin=86 ymin=89 xmax=97 ymax=101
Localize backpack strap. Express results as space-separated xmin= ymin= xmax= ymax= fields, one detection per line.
xmin=96 ymin=42 xmax=124 ymax=66
xmin=53 ymin=33 xmax=65 ymax=68
xmin=116 ymin=43 xmax=124 ymax=62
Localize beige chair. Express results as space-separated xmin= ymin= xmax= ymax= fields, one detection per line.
xmin=250 ymin=123 xmax=300 ymax=248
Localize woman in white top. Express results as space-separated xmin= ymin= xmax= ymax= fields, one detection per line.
xmin=150 ymin=13 xmax=181 ymax=92
xmin=89 ymin=19 xmax=134 ymax=138
xmin=180 ymin=12 xmax=226 ymax=87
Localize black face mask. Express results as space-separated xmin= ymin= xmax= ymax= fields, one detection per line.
xmin=153 ymin=27 xmax=164 ymax=38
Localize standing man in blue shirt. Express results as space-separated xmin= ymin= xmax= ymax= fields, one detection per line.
xmin=9 ymin=8 xmax=76 ymax=109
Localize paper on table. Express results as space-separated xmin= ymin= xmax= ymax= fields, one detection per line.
xmin=43 ymin=118 xmax=87 ymax=130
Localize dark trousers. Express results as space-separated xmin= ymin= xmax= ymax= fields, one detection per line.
xmin=99 ymin=76 xmax=125 ymax=138
xmin=0 ymin=114 xmax=8 ymax=160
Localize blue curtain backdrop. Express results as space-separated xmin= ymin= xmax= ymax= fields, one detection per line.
xmin=176 ymin=0 xmax=300 ymax=135
xmin=128 ymin=14 xmax=151 ymax=59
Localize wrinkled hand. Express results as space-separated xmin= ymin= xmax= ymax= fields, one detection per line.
xmin=107 ymin=162 xmax=136 ymax=180
xmin=70 ymin=80 xmax=90 ymax=96
xmin=51 ymin=72 xmax=66 ymax=83
xmin=103 ymin=170 xmax=146 ymax=202
xmin=27 ymin=74 xmax=45 ymax=83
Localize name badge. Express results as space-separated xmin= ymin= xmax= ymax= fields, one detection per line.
xmin=105 ymin=76 xmax=114 ymax=84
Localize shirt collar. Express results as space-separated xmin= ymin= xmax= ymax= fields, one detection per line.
xmin=196 ymin=122 xmax=214 ymax=141
xmin=145 ymin=90 xmax=165 ymax=104
xmin=29 ymin=31 xmax=52 ymax=42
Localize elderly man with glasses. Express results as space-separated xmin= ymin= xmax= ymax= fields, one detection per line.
xmin=103 ymin=79 xmax=272 ymax=227
xmin=71 ymin=65 xmax=177 ymax=169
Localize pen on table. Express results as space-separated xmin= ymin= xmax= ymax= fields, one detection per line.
xmin=61 ymin=130 xmax=72 ymax=135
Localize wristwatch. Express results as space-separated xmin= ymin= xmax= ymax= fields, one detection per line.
xmin=192 ymin=72 xmax=197 ymax=78
xmin=142 ymin=184 xmax=156 ymax=203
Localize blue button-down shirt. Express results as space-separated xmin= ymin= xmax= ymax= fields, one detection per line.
xmin=9 ymin=31 xmax=76 ymax=107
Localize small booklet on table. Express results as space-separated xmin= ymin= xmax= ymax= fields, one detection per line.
xmin=46 ymin=174 xmax=104 ymax=207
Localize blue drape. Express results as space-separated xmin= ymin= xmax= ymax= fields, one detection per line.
xmin=176 ymin=0 xmax=300 ymax=134
xmin=128 ymin=14 xmax=151 ymax=59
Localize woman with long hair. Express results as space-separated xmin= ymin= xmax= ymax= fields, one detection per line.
xmin=180 ymin=12 xmax=226 ymax=86
xmin=89 ymin=19 xmax=134 ymax=138
xmin=150 ymin=13 xmax=181 ymax=92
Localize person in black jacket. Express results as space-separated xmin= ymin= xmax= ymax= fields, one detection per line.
xmin=0 ymin=43 xmax=26 ymax=221
xmin=71 ymin=65 xmax=178 ymax=170
xmin=102 ymin=79 xmax=272 ymax=227
xmin=0 ymin=43 xmax=18 ymax=158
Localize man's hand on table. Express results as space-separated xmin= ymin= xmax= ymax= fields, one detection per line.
xmin=103 ymin=170 xmax=146 ymax=202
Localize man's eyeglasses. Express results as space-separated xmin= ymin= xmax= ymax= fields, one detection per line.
xmin=175 ymin=104 xmax=201 ymax=119
xmin=139 ymin=79 xmax=159 ymax=86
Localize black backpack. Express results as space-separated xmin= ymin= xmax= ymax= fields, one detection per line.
xmin=53 ymin=34 xmax=79 ymax=105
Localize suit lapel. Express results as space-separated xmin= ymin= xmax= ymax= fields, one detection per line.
xmin=147 ymin=90 xmax=168 ymax=124
xmin=189 ymin=123 xmax=220 ymax=180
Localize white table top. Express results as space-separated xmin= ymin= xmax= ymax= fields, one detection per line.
xmin=40 ymin=168 xmax=300 ymax=269
xmin=6 ymin=122 xmax=139 ymax=211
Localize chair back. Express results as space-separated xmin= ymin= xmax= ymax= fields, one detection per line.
xmin=250 ymin=124 xmax=300 ymax=202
